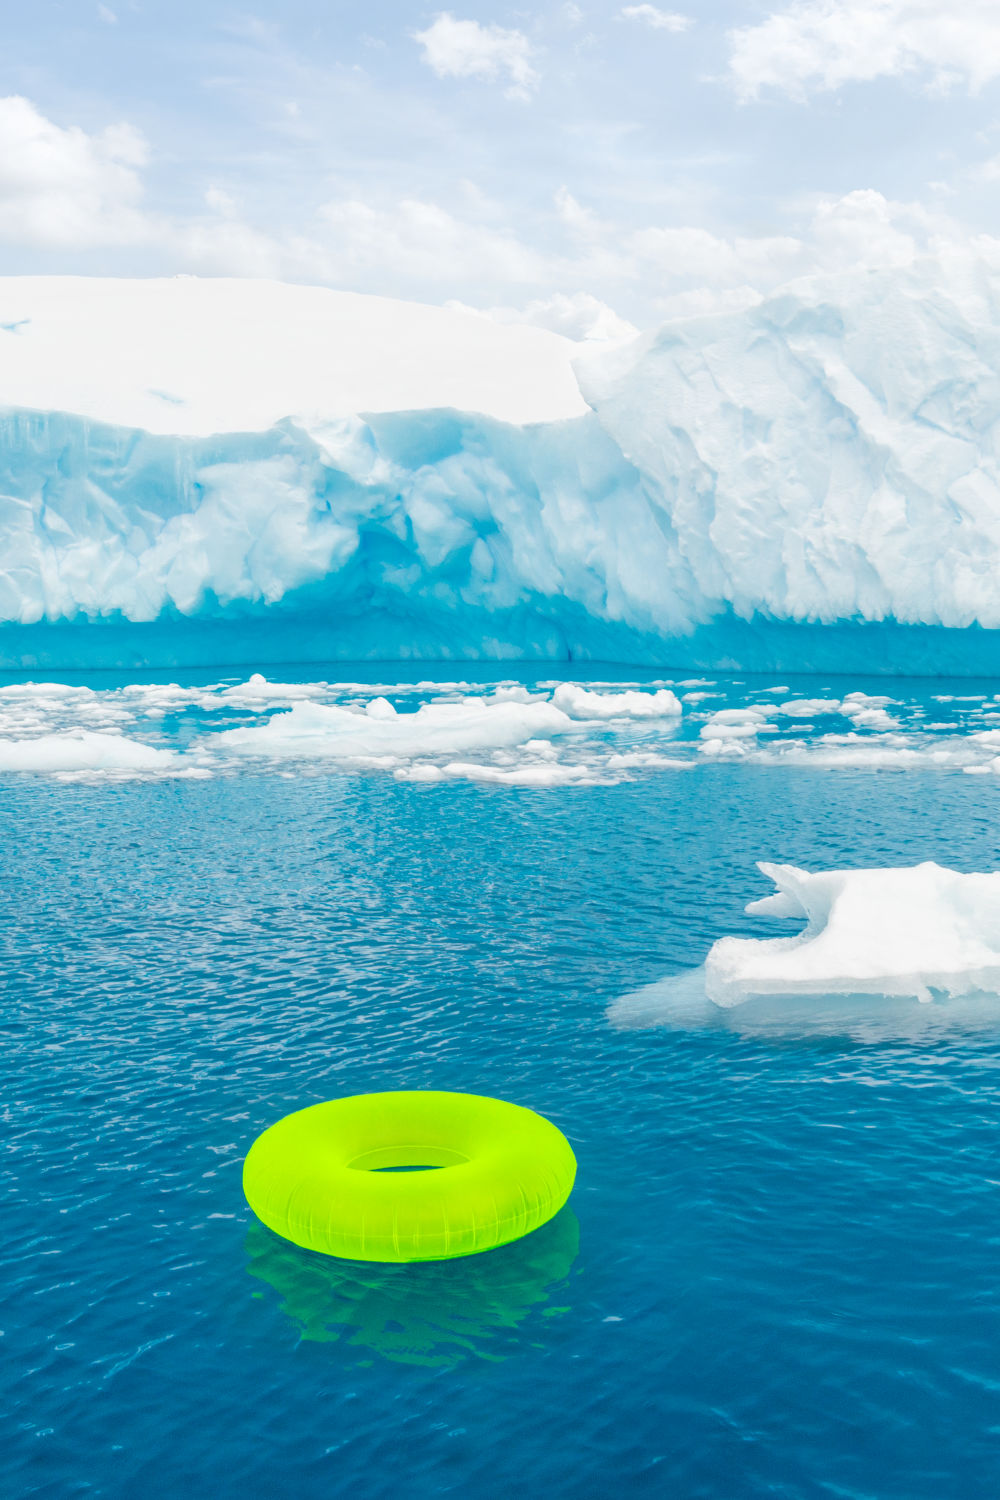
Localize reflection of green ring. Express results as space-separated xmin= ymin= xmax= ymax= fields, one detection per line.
xmin=245 ymin=1209 xmax=580 ymax=1367
xmin=243 ymin=1091 xmax=577 ymax=1262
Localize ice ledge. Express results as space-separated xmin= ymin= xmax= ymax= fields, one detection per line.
xmin=705 ymin=861 xmax=1000 ymax=1006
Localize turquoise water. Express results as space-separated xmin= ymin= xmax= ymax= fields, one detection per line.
xmin=7 ymin=669 xmax=1000 ymax=1498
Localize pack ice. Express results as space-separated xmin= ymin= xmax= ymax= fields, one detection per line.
xmin=705 ymin=861 xmax=1000 ymax=1005
xmin=6 ymin=261 xmax=1000 ymax=667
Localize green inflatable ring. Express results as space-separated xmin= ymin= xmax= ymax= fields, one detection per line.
xmin=243 ymin=1091 xmax=576 ymax=1263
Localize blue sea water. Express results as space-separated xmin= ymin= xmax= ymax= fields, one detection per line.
xmin=6 ymin=667 xmax=1000 ymax=1499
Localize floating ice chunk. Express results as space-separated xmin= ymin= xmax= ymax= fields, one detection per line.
xmin=605 ymin=751 xmax=692 ymax=770
xmin=551 ymin=685 xmax=681 ymax=719
xmin=0 ymin=681 xmax=82 ymax=698
xmin=773 ymin=695 xmax=897 ymax=729
xmin=756 ymin=739 xmax=960 ymax=770
xmin=840 ymin=692 xmax=898 ymax=730
xmin=705 ymin=861 xmax=1000 ymax=1006
xmin=365 ymin=696 xmax=397 ymax=720
xmin=0 ymin=730 xmax=179 ymax=774
xmin=209 ymin=696 xmax=573 ymax=762
xmin=701 ymin=738 xmax=755 ymax=762
xmin=699 ymin=721 xmax=759 ymax=740
xmin=434 ymin=760 xmax=605 ymax=787
xmin=608 ymin=964 xmax=1000 ymax=1041
xmin=698 ymin=707 xmax=777 ymax=748
xmin=776 ymin=699 xmax=843 ymax=717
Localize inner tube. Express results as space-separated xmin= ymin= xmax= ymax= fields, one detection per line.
xmin=243 ymin=1091 xmax=577 ymax=1263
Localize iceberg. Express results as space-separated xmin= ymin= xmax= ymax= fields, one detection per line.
xmin=576 ymin=253 xmax=1000 ymax=655
xmin=608 ymin=858 xmax=1000 ymax=1040
xmin=8 ymin=263 xmax=1000 ymax=669
xmin=706 ymin=861 xmax=1000 ymax=1006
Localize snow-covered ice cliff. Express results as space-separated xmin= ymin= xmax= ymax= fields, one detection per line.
xmin=6 ymin=264 xmax=1000 ymax=670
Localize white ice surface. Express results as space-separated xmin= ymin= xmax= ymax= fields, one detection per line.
xmin=8 ymin=672 xmax=1000 ymax=784
xmin=0 ymin=676 xmax=686 ymax=783
xmin=0 ymin=276 xmax=586 ymax=434
xmin=0 ymin=728 xmax=181 ymax=774
xmin=609 ymin=857 xmax=1000 ymax=1040
xmin=706 ymin=861 xmax=1000 ymax=1006
xmin=551 ymin=684 xmax=681 ymax=719
xmin=209 ymin=696 xmax=573 ymax=761
xmin=576 ymin=254 xmax=1000 ymax=634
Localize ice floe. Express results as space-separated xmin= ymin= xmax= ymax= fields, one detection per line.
xmin=209 ymin=697 xmax=574 ymax=762
xmin=0 ymin=675 xmax=686 ymax=784
xmin=551 ymin=684 xmax=681 ymax=719
xmin=706 ymin=861 xmax=1000 ymax=1006
xmin=610 ymin=859 xmax=1000 ymax=1040
xmin=6 ymin=671 xmax=1000 ymax=785
xmin=0 ymin=729 xmax=185 ymax=776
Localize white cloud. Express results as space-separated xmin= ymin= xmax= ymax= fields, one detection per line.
xmin=0 ymin=100 xmax=989 ymax=341
xmin=172 ymin=218 xmax=289 ymax=278
xmin=627 ymin=189 xmax=956 ymax=298
xmin=204 ymin=186 xmax=238 ymax=218
xmin=554 ymin=185 xmax=602 ymax=236
xmin=317 ymin=195 xmax=544 ymax=285
xmin=97 ymin=4 xmax=117 ymax=22
xmin=728 ymin=0 xmax=1000 ymax=101
xmin=413 ymin=13 xmax=539 ymax=100
xmin=630 ymin=223 xmax=802 ymax=284
xmin=620 ymin=6 xmax=691 ymax=33
xmin=0 ymin=95 xmax=151 ymax=248
xmin=447 ymin=291 xmax=639 ymax=340
xmin=964 ymin=154 xmax=1000 ymax=184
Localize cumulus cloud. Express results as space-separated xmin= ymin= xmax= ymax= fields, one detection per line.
xmin=728 ymin=0 xmax=1000 ymax=100
xmin=0 ymin=95 xmax=151 ymax=248
xmin=619 ymin=6 xmax=691 ymax=32
xmin=554 ymin=185 xmax=602 ymax=237
xmin=316 ymin=195 xmax=545 ymax=287
xmin=630 ymin=189 xmax=959 ymax=308
xmin=0 ymin=98 xmax=990 ymax=339
xmin=447 ymin=291 xmax=639 ymax=341
xmin=413 ymin=13 xmax=539 ymax=99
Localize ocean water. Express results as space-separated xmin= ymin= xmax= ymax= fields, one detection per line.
xmin=6 ymin=667 xmax=1000 ymax=1499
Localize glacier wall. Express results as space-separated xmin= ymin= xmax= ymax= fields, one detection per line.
xmin=0 ymin=404 xmax=703 ymax=667
xmin=7 ymin=262 xmax=1000 ymax=672
xmin=577 ymin=256 xmax=1000 ymax=635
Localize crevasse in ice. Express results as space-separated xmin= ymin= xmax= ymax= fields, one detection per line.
xmin=6 ymin=261 xmax=1000 ymax=668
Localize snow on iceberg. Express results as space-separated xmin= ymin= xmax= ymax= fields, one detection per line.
xmin=0 ymin=276 xmax=586 ymax=434
xmin=705 ymin=861 xmax=1000 ymax=1006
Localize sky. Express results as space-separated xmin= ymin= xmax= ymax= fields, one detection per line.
xmin=5 ymin=1 xmax=1000 ymax=333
